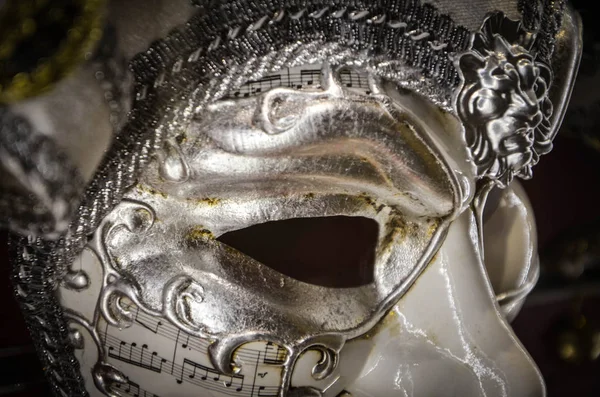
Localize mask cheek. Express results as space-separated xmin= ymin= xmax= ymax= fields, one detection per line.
xmin=342 ymin=208 xmax=544 ymax=397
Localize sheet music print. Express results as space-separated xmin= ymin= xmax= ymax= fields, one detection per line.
xmin=98 ymin=305 xmax=284 ymax=397
xmin=228 ymin=64 xmax=371 ymax=98
xmin=112 ymin=379 xmax=160 ymax=397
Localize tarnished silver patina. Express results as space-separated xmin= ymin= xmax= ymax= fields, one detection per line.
xmin=0 ymin=1 xmax=582 ymax=396
xmin=78 ymin=63 xmax=468 ymax=395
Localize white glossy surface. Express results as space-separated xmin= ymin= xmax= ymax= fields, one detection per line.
xmin=483 ymin=182 xmax=539 ymax=321
xmin=339 ymin=206 xmax=544 ymax=397
xmin=60 ymin=181 xmax=544 ymax=397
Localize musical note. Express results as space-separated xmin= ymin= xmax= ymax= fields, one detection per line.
xmin=224 ymin=374 xmax=245 ymax=392
xmin=105 ymin=332 xmax=252 ymax=394
xmin=113 ymin=379 xmax=160 ymax=397
xmin=245 ymin=75 xmax=282 ymax=95
xmin=263 ymin=342 xmax=286 ymax=365
xmin=258 ymin=385 xmax=279 ymax=396
xmin=135 ymin=307 xmax=163 ymax=334
xmin=339 ymin=68 xmax=366 ymax=89
xmin=171 ymin=329 xmax=180 ymax=375
xmin=101 ymin=308 xmax=289 ymax=396
xmin=340 ymin=69 xmax=353 ymax=87
xmin=107 ymin=337 xmax=166 ymax=373
xmin=177 ymin=358 xmax=245 ymax=392
xmin=225 ymin=65 xmax=371 ymax=99
xmin=124 ymin=379 xmax=140 ymax=396
xmin=300 ymin=69 xmax=321 ymax=86
xmin=177 ymin=358 xmax=207 ymax=382
xmin=112 ymin=302 xmax=285 ymax=365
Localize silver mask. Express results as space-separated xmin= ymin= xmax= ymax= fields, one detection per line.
xmin=1 ymin=1 xmax=581 ymax=396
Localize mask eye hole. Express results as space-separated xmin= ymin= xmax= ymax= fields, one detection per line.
xmin=216 ymin=216 xmax=378 ymax=288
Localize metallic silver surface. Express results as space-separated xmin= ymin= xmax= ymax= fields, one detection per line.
xmin=456 ymin=13 xmax=554 ymax=187
xmin=80 ymin=63 xmax=471 ymax=396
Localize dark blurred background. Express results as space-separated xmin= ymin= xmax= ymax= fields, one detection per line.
xmin=2 ymin=1 xmax=600 ymax=396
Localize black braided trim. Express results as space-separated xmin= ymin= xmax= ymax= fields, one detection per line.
xmin=0 ymin=108 xmax=85 ymax=238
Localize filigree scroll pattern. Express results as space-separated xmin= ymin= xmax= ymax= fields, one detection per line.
xmin=64 ymin=200 xmax=338 ymax=397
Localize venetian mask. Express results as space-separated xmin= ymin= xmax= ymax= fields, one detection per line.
xmin=0 ymin=1 xmax=582 ymax=397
